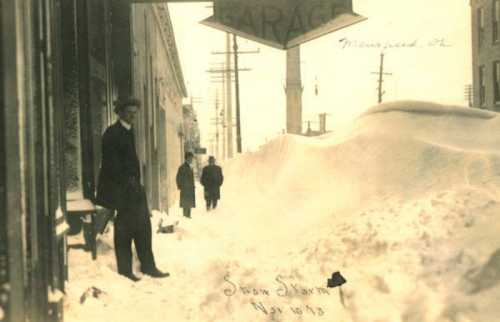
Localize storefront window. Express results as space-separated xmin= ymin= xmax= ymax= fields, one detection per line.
xmin=480 ymin=65 xmax=486 ymax=106
xmin=494 ymin=1 xmax=500 ymax=42
xmin=479 ymin=7 xmax=485 ymax=47
xmin=494 ymin=61 xmax=500 ymax=104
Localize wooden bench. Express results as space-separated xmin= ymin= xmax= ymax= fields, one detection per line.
xmin=66 ymin=199 xmax=98 ymax=260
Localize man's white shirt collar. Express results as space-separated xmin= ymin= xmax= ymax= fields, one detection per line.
xmin=120 ymin=119 xmax=132 ymax=130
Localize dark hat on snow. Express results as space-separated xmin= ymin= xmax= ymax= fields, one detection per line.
xmin=114 ymin=97 xmax=141 ymax=113
xmin=327 ymin=272 xmax=347 ymax=288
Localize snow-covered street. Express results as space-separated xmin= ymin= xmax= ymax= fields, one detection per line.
xmin=65 ymin=102 xmax=500 ymax=322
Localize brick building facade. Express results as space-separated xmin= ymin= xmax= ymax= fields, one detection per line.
xmin=131 ymin=4 xmax=187 ymax=212
xmin=1 ymin=1 xmax=187 ymax=321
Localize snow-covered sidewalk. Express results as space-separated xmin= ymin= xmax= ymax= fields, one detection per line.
xmin=65 ymin=101 xmax=500 ymax=322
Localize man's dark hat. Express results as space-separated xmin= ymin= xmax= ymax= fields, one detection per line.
xmin=114 ymin=97 xmax=141 ymax=113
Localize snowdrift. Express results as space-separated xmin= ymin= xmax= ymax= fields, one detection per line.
xmin=65 ymin=101 xmax=500 ymax=322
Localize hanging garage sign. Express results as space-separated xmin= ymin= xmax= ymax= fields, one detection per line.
xmin=201 ymin=0 xmax=366 ymax=49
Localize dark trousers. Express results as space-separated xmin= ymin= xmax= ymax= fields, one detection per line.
xmin=114 ymin=188 xmax=156 ymax=275
xmin=183 ymin=207 xmax=191 ymax=218
xmin=114 ymin=213 xmax=156 ymax=275
xmin=205 ymin=197 xmax=218 ymax=210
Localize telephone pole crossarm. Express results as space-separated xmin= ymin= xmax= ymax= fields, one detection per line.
xmin=206 ymin=68 xmax=251 ymax=73
xmin=211 ymin=49 xmax=260 ymax=55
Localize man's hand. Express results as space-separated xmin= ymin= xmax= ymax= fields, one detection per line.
xmin=127 ymin=177 xmax=141 ymax=194
xmin=128 ymin=176 xmax=138 ymax=186
xmin=98 ymin=208 xmax=116 ymax=234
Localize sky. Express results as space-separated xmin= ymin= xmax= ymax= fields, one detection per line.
xmin=168 ymin=0 xmax=472 ymax=154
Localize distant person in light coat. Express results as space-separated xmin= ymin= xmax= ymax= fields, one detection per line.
xmin=200 ymin=156 xmax=224 ymax=211
xmin=176 ymin=152 xmax=196 ymax=218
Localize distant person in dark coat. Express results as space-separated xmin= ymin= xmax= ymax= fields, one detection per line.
xmin=176 ymin=152 xmax=196 ymax=218
xmin=95 ymin=98 xmax=169 ymax=282
xmin=200 ymin=156 xmax=224 ymax=211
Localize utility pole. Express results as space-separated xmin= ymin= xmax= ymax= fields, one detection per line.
xmin=207 ymin=65 xmax=248 ymax=157
xmin=233 ymin=34 xmax=243 ymax=153
xmin=209 ymin=138 xmax=215 ymax=158
xmin=210 ymin=94 xmax=221 ymax=159
xmin=212 ymin=35 xmax=259 ymax=154
xmin=209 ymin=89 xmax=229 ymax=160
xmin=225 ymin=33 xmax=233 ymax=158
xmin=214 ymin=92 xmax=220 ymax=159
xmin=221 ymin=77 xmax=226 ymax=160
xmin=209 ymin=62 xmax=236 ymax=160
xmin=371 ymin=52 xmax=392 ymax=104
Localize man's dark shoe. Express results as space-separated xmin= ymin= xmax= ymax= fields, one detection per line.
xmin=142 ymin=268 xmax=170 ymax=278
xmin=120 ymin=272 xmax=141 ymax=282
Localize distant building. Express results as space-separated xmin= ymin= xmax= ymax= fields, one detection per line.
xmin=182 ymin=104 xmax=201 ymax=154
xmin=131 ymin=4 xmax=188 ymax=213
xmin=182 ymin=104 xmax=202 ymax=176
xmin=303 ymin=113 xmax=331 ymax=137
xmin=471 ymin=0 xmax=500 ymax=110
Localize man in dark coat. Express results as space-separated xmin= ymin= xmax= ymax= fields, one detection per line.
xmin=95 ymin=98 xmax=169 ymax=282
xmin=176 ymin=152 xmax=195 ymax=218
xmin=200 ymin=156 xmax=224 ymax=211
